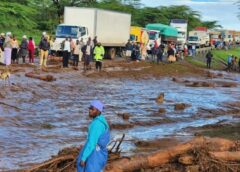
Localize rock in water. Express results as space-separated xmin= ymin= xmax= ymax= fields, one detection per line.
xmin=156 ymin=93 xmax=164 ymax=104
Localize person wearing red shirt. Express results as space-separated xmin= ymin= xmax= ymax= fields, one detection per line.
xmin=28 ymin=37 xmax=35 ymax=64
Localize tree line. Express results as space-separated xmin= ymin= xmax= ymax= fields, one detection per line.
xmin=0 ymin=0 xmax=221 ymax=35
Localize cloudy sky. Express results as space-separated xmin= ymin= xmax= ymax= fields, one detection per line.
xmin=140 ymin=0 xmax=240 ymax=30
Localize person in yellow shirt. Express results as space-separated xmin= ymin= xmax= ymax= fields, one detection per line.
xmin=93 ymin=42 xmax=105 ymax=71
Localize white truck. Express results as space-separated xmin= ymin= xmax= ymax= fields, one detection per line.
xmin=52 ymin=7 xmax=131 ymax=59
xmin=170 ymin=19 xmax=188 ymax=49
xmin=146 ymin=30 xmax=161 ymax=52
xmin=188 ymin=30 xmax=210 ymax=48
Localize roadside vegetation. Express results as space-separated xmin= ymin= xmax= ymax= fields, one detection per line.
xmin=200 ymin=123 xmax=240 ymax=140
xmin=0 ymin=0 xmax=221 ymax=43
xmin=186 ymin=47 xmax=240 ymax=70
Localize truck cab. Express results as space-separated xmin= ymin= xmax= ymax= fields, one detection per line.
xmin=52 ymin=24 xmax=89 ymax=53
xmin=188 ymin=30 xmax=209 ymax=48
xmin=147 ymin=30 xmax=161 ymax=51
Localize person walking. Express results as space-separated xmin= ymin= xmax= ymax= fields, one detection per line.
xmin=39 ymin=35 xmax=50 ymax=67
xmin=77 ymin=100 xmax=110 ymax=172
xmin=62 ymin=38 xmax=71 ymax=68
xmin=93 ymin=42 xmax=105 ymax=72
xmin=28 ymin=37 xmax=35 ymax=64
xmin=206 ymin=51 xmax=213 ymax=69
xmin=11 ymin=35 xmax=19 ymax=64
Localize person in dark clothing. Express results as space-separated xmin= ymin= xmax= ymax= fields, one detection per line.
xmin=19 ymin=35 xmax=28 ymax=64
xmin=11 ymin=35 xmax=19 ymax=64
xmin=135 ymin=43 xmax=141 ymax=61
xmin=131 ymin=42 xmax=138 ymax=61
xmin=157 ymin=44 xmax=164 ymax=64
xmin=93 ymin=36 xmax=98 ymax=48
xmin=206 ymin=51 xmax=213 ymax=69
xmin=125 ymin=40 xmax=133 ymax=62
xmin=238 ymin=58 xmax=240 ymax=72
xmin=0 ymin=33 xmax=5 ymax=51
xmin=167 ymin=46 xmax=175 ymax=63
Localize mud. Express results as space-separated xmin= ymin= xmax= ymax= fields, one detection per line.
xmin=0 ymin=59 xmax=239 ymax=171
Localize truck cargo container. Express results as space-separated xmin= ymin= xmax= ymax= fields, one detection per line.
xmin=170 ymin=19 xmax=188 ymax=49
xmin=188 ymin=30 xmax=210 ymax=48
xmin=52 ymin=7 xmax=131 ymax=59
xmin=130 ymin=26 xmax=149 ymax=45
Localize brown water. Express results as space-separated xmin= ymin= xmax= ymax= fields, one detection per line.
xmin=0 ymin=71 xmax=239 ymax=170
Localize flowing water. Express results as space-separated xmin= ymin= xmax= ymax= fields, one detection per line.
xmin=0 ymin=71 xmax=239 ymax=170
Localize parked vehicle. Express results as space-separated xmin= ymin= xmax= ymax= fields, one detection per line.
xmin=209 ymin=30 xmax=221 ymax=46
xmin=170 ymin=19 xmax=188 ymax=49
xmin=220 ymin=30 xmax=233 ymax=43
xmin=52 ymin=7 xmax=131 ymax=59
xmin=146 ymin=23 xmax=178 ymax=52
xmin=146 ymin=30 xmax=161 ymax=52
xmin=130 ymin=26 xmax=149 ymax=45
xmin=188 ymin=30 xmax=210 ymax=48
xmin=52 ymin=24 xmax=89 ymax=52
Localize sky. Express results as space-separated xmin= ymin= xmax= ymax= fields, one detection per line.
xmin=140 ymin=0 xmax=240 ymax=30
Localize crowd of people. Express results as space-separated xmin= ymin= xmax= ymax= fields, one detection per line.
xmin=125 ymin=39 xmax=184 ymax=64
xmin=60 ymin=36 xmax=105 ymax=72
xmin=1 ymin=32 xmax=240 ymax=73
xmin=0 ymin=32 xmax=105 ymax=72
xmin=227 ymin=54 xmax=240 ymax=72
xmin=0 ymin=32 xmax=54 ymax=67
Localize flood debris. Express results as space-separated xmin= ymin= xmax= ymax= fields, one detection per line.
xmin=20 ymin=137 xmax=239 ymax=172
xmin=25 ymin=72 xmax=56 ymax=82
xmin=41 ymin=65 xmax=62 ymax=73
xmin=24 ymin=135 xmax=126 ymax=172
xmin=186 ymin=81 xmax=215 ymax=87
xmin=117 ymin=113 xmax=131 ymax=120
xmin=158 ymin=108 xmax=166 ymax=113
xmin=174 ymin=103 xmax=190 ymax=111
xmin=110 ymin=123 xmax=134 ymax=130
xmin=105 ymin=137 xmax=240 ymax=172
xmin=156 ymin=93 xmax=164 ymax=104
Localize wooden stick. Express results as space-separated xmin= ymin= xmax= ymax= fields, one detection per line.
xmin=27 ymin=155 xmax=74 ymax=172
xmin=209 ymin=151 xmax=240 ymax=161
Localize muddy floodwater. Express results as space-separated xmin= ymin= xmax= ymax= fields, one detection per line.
xmin=0 ymin=69 xmax=239 ymax=170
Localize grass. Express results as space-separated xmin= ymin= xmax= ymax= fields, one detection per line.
xmin=185 ymin=57 xmax=206 ymax=68
xmin=200 ymin=123 xmax=240 ymax=141
xmin=186 ymin=47 xmax=240 ymax=70
xmin=2 ymin=28 xmax=43 ymax=45
xmin=212 ymin=47 xmax=240 ymax=61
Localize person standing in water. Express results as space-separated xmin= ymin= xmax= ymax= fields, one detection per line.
xmin=77 ymin=100 xmax=110 ymax=172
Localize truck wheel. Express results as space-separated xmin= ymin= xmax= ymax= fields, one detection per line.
xmin=109 ymin=48 xmax=116 ymax=59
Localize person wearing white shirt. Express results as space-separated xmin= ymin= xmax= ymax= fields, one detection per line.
xmin=63 ymin=38 xmax=70 ymax=67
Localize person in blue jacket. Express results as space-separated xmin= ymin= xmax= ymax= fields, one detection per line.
xmin=77 ymin=100 xmax=110 ymax=172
